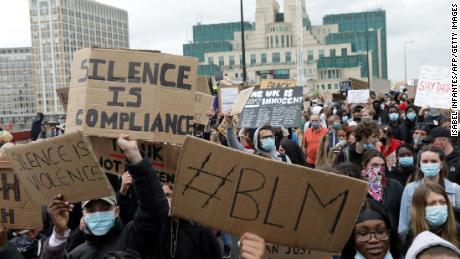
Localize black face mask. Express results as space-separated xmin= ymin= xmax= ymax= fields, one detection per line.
xmin=380 ymin=137 xmax=387 ymax=144
xmin=353 ymin=117 xmax=362 ymax=123
xmin=373 ymin=104 xmax=381 ymax=111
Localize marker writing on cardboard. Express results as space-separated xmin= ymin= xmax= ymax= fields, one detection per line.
xmin=0 ymin=173 xmax=21 ymax=202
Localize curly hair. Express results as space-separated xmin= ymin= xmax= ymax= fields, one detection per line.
xmin=353 ymin=120 xmax=379 ymax=142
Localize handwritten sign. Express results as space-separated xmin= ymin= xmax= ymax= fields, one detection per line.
xmin=265 ymin=244 xmax=336 ymax=259
xmin=230 ymin=86 xmax=254 ymax=115
xmin=192 ymin=92 xmax=215 ymax=125
xmin=219 ymin=86 xmax=239 ymax=114
xmin=260 ymin=79 xmax=297 ymax=89
xmin=0 ymin=160 xmax=42 ymax=229
xmin=238 ymin=87 xmax=303 ymax=128
xmin=196 ymin=77 xmax=212 ymax=95
xmin=347 ymin=89 xmax=370 ymax=104
xmin=56 ymin=87 xmax=70 ymax=111
xmin=90 ymin=137 xmax=181 ymax=186
xmin=4 ymin=131 xmax=115 ymax=205
xmin=414 ymin=66 xmax=451 ymax=109
xmin=171 ymin=136 xmax=368 ymax=253
xmin=65 ymin=48 xmax=204 ymax=144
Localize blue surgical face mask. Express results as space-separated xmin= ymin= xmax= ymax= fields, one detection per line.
xmin=333 ymin=123 xmax=342 ymax=130
xmin=342 ymin=116 xmax=349 ymax=123
xmin=389 ymin=112 xmax=399 ymax=121
xmin=421 ymin=163 xmax=441 ymax=177
xmin=363 ymin=143 xmax=375 ymax=150
xmin=85 ymin=210 xmax=116 ymax=236
xmin=406 ymin=112 xmax=417 ymax=121
xmin=399 ymin=156 xmax=414 ymax=167
xmin=260 ymin=137 xmax=275 ymax=152
xmin=413 ymin=136 xmax=423 ymax=146
xmin=311 ymin=122 xmax=321 ymax=130
xmin=425 ymin=205 xmax=448 ymax=227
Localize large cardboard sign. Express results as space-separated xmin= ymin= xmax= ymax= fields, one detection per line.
xmin=0 ymin=160 xmax=42 ymax=229
xmin=238 ymin=87 xmax=303 ymax=128
xmin=4 ymin=131 xmax=115 ymax=205
xmin=265 ymin=244 xmax=335 ymax=259
xmin=414 ymin=66 xmax=451 ymax=109
xmin=260 ymin=79 xmax=297 ymax=89
xmin=171 ymin=136 xmax=368 ymax=253
xmin=192 ymin=92 xmax=215 ymax=125
xmin=56 ymin=87 xmax=70 ymax=112
xmin=347 ymin=89 xmax=370 ymax=104
xmin=219 ymin=86 xmax=239 ymax=114
xmin=90 ymin=137 xmax=181 ymax=186
xmin=230 ymin=86 xmax=254 ymax=115
xmin=65 ymin=48 xmax=201 ymax=144
xmin=196 ymin=77 xmax=212 ymax=95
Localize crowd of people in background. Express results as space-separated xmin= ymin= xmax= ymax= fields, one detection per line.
xmin=0 ymin=87 xmax=459 ymax=259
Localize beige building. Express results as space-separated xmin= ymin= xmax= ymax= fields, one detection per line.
xmin=0 ymin=48 xmax=35 ymax=131
xmin=29 ymin=0 xmax=129 ymax=116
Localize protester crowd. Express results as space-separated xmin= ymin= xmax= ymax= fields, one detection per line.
xmin=0 ymin=86 xmax=459 ymax=259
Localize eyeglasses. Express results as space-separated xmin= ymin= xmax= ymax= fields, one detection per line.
xmin=354 ymin=229 xmax=389 ymax=242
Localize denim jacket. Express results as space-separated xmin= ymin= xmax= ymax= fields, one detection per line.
xmin=398 ymin=179 xmax=460 ymax=237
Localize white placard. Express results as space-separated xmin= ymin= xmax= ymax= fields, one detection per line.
xmin=414 ymin=66 xmax=451 ymax=109
xmin=220 ymin=87 xmax=239 ymax=114
xmin=347 ymin=89 xmax=370 ymax=104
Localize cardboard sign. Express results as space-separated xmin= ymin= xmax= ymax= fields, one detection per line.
xmin=0 ymin=160 xmax=43 ymax=229
xmin=238 ymin=87 xmax=303 ymax=128
xmin=230 ymin=86 xmax=254 ymax=115
xmin=219 ymin=86 xmax=240 ymax=114
xmin=260 ymin=79 xmax=297 ymax=89
xmin=65 ymin=48 xmax=201 ymax=144
xmin=90 ymin=137 xmax=181 ymax=186
xmin=347 ymin=89 xmax=370 ymax=104
xmin=197 ymin=77 xmax=212 ymax=95
xmin=4 ymin=131 xmax=115 ymax=205
xmin=265 ymin=244 xmax=335 ymax=259
xmin=171 ymin=136 xmax=368 ymax=253
xmin=414 ymin=66 xmax=451 ymax=109
xmin=56 ymin=87 xmax=70 ymax=111
xmin=332 ymin=94 xmax=346 ymax=102
xmin=192 ymin=92 xmax=215 ymax=125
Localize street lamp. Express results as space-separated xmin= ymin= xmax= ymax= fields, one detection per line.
xmin=240 ymin=0 xmax=247 ymax=84
xmin=404 ymin=40 xmax=414 ymax=85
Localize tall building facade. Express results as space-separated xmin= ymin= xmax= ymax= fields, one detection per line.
xmin=29 ymin=0 xmax=129 ymax=116
xmin=183 ymin=0 xmax=387 ymax=92
xmin=0 ymin=48 xmax=35 ymax=131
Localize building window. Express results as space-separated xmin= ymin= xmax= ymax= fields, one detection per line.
xmin=272 ymin=53 xmax=280 ymax=64
xmin=285 ymin=52 xmax=291 ymax=63
xmin=229 ymin=56 xmax=235 ymax=67
xmin=261 ymin=53 xmax=267 ymax=64
xmin=266 ymin=37 xmax=269 ymax=48
xmin=307 ymin=50 xmax=314 ymax=61
xmin=341 ymin=48 xmax=347 ymax=56
xmin=270 ymin=36 xmax=274 ymax=48
xmin=250 ymin=54 xmax=256 ymax=66
xmin=319 ymin=49 xmax=325 ymax=58
xmin=218 ymin=56 xmax=224 ymax=68
xmin=281 ymin=35 xmax=285 ymax=48
xmin=208 ymin=57 xmax=214 ymax=65
xmin=275 ymin=36 xmax=279 ymax=48
xmin=334 ymin=84 xmax=339 ymax=89
xmin=328 ymin=84 xmax=332 ymax=90
xmin=330 ymin=49 xmax=336 ymax=57
xmin=287 ymin=35 xmax=290 ymax=47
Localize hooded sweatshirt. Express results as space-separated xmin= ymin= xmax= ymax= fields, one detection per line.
xmin=227 ymin=125 xmax=291 ymax=163
xmin=405 ymin=231 xmax=460 ymax=259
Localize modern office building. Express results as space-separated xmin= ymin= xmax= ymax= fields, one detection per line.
xmin=0 ymin=48 xmax=35 ymax=131
xmin=29 ymin=0 xmax=129 ymax=116
xmin=183 ymin=0 xmax=387 ymax=92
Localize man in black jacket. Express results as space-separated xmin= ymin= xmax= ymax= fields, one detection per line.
xmin=41 ymin=133 xmax=169 ymax=258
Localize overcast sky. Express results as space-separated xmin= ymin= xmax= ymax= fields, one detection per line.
xmin=0 ymin=0 xmax=451 ymax=82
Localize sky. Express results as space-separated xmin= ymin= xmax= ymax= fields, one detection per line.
xmin=0 ymin=0 xmax=451 ymax=82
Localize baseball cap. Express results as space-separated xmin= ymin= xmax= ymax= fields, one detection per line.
xmin=82 ymin=196 xmax=117 ymax=209
xmin=423 ymin=126 xmax=451 ymax=143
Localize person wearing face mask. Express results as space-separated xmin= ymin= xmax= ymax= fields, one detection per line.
xmin=411 ymin=124 xmax=430 ymax=153
xmin=424 ymin=126 xmax=460 ymax=185
xmin=399 ymin=106 xmax=418 ymax=144
xmin=348 ymin=106 xmax=363 ymax=124
xmin=403 ymin=183 xmax=459 ymax=254
xmin=340 ymin=199 xmax=402 ymax=259
xmin=398 ymin=146 xmax=460 ymax=240
xmin=303 ymin=114 xmax=328 ymax=168
xmin=388 ymin=144 xmax=416 ymax=187
xmin=7 ymin=229 xmax=46 ymax=259
xmin=378 ymin=126 xmax=402 ymax=159
xmin=327 ymin=115 xmax=342 ymax=149
xmin=372 ymin=100 xmax=383 ymax=122
xmin=335 ymin=120 xmax=380 ymax=167
xmin=41 ymin=133 xmax=169 ymax=259
xmin=386 ymin=106 xmax=403 ymax=141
